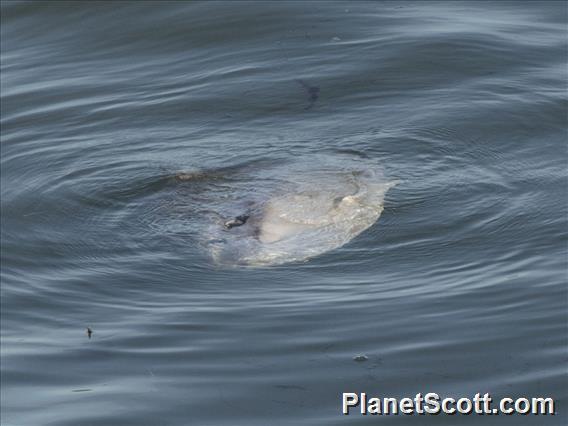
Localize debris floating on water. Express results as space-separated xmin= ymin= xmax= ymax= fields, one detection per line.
xmin=353 ymin=354 xmax=368 ymax=362
xmin=224 ymin=215 xmax=250 ymax=230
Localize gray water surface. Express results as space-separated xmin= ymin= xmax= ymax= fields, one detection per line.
xmin=1 ymin=1 xmax=567 ymax=425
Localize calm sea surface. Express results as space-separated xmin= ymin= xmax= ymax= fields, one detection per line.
xmin=1 ymin=1 xmax=567 ymax=425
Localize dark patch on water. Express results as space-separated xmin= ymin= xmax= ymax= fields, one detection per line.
xmin=296 ymin=79 xmax=320 ymax=110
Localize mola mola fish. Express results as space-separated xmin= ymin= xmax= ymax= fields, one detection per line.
xmin=205 ymin=159 xmax=397 ymax=266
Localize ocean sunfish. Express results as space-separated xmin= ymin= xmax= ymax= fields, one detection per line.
xmin=207 ymin=164 xmax=397 ymax=266
xmin=220 ymin=179 xmax=396 ymax=254
xmin=255 ymin=193 xmax=360 ymax=244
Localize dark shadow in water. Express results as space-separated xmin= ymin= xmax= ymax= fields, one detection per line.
xmin=295 ymin=79 xmax=320 ymax=110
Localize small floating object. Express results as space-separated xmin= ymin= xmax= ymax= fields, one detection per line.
xmin=331 ymin=36 xmax=341 ymax=42
xmin=175 ymin=172 xmax=203 ymax=181
xmin=224 ymin=215 xmax=249 ymax=229
xmin=86 ymin=327 xmax=93 ymax=339
xmin=353 ymin=354 xmax=368 ymax=362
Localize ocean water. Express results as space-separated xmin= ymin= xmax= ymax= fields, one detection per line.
xmin=1 ymin=1 xmax=566 ymax=425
